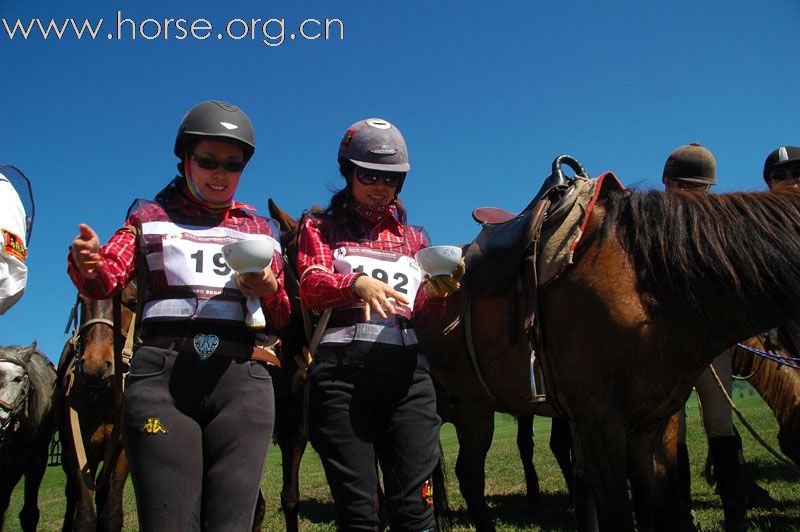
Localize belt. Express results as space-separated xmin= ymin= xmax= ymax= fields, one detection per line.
xmin=319 ymin=324 xmax=418 ymax=347
xmin=140 ymin=334 xmax=281 ymax=367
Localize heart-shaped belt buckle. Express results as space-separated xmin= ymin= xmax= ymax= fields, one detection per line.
xmin=193 ymin=334 xmax=220 ymax=360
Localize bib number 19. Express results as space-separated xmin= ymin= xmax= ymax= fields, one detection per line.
xmin=190 ymin=250 xmax=231 ymax=276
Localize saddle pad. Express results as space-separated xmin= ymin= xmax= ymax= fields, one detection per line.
xmin=538 ymin=172 xmax=624 ymax=287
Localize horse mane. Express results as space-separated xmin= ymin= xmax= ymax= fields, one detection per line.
xmin=599 ymin=190 xmax=800 ymax=325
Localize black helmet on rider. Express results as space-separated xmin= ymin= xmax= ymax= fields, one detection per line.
xmin=174 ymin=100 xmax=256 ymax=164
xmin=763 ymin=146 xmax=800 ymax=184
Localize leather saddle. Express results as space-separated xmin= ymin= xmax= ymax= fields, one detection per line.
xmin=463 ymin=155 xmax=587 ymax=297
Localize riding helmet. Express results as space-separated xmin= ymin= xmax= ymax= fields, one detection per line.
xmin=763 ymin=146 xmax=800 ymax=183
xmin=663 ymin=142 xmax=717 ymax=185
xmin=174 ymin=100 xmax=256 ymax=162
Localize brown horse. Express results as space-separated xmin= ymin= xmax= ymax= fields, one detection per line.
xmin=267 ymin=199 xmax=317 ymax=531
xmin=732 ymin=329 xmax=800 ymax=466
xmin=56 ymin=283 xmax=135 ymax=531
xmin=415 ymin=176 xmax=800 ymax=531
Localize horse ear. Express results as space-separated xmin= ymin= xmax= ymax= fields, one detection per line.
xmin=19 ymin=341 xmax=37 ymax=363
xmin=268 ymin=198 xmax=298 ymax=233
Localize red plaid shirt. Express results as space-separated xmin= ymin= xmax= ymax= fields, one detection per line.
xmin=296 ymin=206 xmax=444 ymax=325
xmin=67 ymin=187 xmax=290 ymax=332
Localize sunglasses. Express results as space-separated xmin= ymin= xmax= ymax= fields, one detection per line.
xmin=674 ymin=181 xmax=710 ymax=191
xmin=355 ymin=169 xmax=403 ymax=187
xmin=190 ymin=154 xmax=246 ymax=173
xmin=768 ymin=166 xmax=800 ymax=182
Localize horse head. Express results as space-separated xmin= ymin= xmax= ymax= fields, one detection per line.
xmin=76 ymin=283 xmax=136 ymax=389
xmin=0 ymin=342 xmax=35 ymax=437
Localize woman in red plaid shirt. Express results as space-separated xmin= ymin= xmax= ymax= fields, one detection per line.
xmin=297 ymin=118 xmax=454 ymax=531
xmin=68 ymin=100 xmax=289 ymax=531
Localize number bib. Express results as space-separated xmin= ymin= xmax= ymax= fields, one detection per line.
xmin=332 ymin=246 xmax=422 ymax=319
xmin=140 ymin=219 xmax=280 ymax=321
xmin=162 ymin=233 xmax=238 ymax=289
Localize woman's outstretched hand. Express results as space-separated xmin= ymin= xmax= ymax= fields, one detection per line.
xmin=71 ymin=224 xmax=103 ymax=279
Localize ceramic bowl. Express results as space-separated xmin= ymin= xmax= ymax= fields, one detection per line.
xmin=415 ymin=245 xmax=463 ymax=276
xmin=221 ymin=239 xmax=274 ymax=274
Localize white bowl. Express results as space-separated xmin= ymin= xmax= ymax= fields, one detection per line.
xmin=415 ymin=245 xmax=463 ymax=276
xmin=222 ymin=239 xmax=274 ymax=274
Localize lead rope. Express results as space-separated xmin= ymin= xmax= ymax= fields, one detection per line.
xmin=708 ymin=359 xmax=800 ymax=472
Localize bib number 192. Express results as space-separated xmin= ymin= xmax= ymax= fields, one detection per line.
xmin=353 ymin=265 xmax=408 ymax=294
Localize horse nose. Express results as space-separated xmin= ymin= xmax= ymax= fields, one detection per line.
xmin=79 ymin=356 xmax=114 ymax=386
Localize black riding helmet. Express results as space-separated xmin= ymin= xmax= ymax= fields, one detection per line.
xmin=174 ymin=100 xmax=256 ymax=164
xmin=763 ymin=146 xmax=800 ymax=183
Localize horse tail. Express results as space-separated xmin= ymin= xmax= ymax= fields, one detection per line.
xmin=433 ymin=440 xmax=452 ymax=532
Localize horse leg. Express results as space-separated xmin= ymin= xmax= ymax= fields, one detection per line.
xmin=20 ymin=445 xmax=49 ymax=532
xmin=97 ymin=447 xmax=128 ymax=532
xmin=515 ymin=414 xmax=540 ymax=506
xmin=627 ymin=419 xmax=692 ymax=532
xmin=0 ymin=469 xmax=22 ymax=531
xmin=549 ymin=417 xmax=574 ymax=497
xmin=452 ymin=403 xmax=496 ymax=532
xmin=571 ymin=417 xmax=633 ymax=532
xmin=277 ymin=411 xmax=307 ymax=532
xmin=252 ymin=490 xmax=266 ymax=532
xmin=73 ymin=467 xmax=98 ymax=531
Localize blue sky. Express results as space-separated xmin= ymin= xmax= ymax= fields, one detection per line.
xmin=1 ymin=0 xmax=798 ymax=361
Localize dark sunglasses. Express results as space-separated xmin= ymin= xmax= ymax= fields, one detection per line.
xmin=768 ymin=166 xmax=800 ymax=182
xmin=190 ymin=154 xmax=246 ymax=173
xmin=674 ymin=181 xmax=710 ymax=191
xmin=355 ymin=169 xmax=403 ymax=187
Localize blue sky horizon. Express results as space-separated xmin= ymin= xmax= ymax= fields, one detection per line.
xmin=1 ymin=0 xmax=798 ymax=360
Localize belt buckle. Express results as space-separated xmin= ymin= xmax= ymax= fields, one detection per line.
xmin=193 ymin=333 xmax=220 ymax=360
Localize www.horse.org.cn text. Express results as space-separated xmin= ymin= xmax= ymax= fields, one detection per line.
xmin=1 ymin=11 xmax=345 ymax=47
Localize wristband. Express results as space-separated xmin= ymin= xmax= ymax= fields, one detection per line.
xmin=350 ymin=272 xmax=367 ymax=292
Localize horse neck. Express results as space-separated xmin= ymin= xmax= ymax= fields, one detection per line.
xmin=732 ymin=341 xmax=800 ymax=428
xmin=601 ymin=191 xmax=800 ymax=356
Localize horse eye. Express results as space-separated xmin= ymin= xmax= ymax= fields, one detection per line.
xmin=12 ymin=376 xmax=23 ymax=383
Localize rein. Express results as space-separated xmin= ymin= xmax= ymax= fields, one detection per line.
xmin=735 ymin=342 xmax=800 ymax=371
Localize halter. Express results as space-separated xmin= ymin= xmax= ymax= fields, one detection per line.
xmin=0 ymin=354 xmax=31 ymax=443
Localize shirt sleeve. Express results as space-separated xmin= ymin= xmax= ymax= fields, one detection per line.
xmin=259 ymin=247 xmax=290 ymax=332
xmin=296 ymin=215 xmax=363 ymax=312
xmin=66 ymin=217 xmax=138 ymax=299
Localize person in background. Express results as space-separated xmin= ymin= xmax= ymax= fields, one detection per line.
xmin=764 ymin=146 xmax=800 ymax=192
xmin=68 ymin=100 xmax=289 ymax=531
xmin=664 ymin=142 xmax=773 ymax=532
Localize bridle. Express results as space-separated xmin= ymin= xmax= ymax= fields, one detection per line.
xmin=0 ymin=355 xmax=31 ymax=442
xmin=63 ymin=295 xmax=135 ymax=391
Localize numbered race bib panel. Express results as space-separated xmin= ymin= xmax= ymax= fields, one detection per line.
xmin=332 ymin=246 xmax=422 ymax=320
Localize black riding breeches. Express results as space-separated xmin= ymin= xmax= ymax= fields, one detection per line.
xmin=122 ymin=346 xmax=275 ymax=532
xmin=308 ymin=350 xmax=441 ymax=532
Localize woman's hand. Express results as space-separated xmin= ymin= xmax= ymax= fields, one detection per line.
xmin=236 ymin=266 xmax=279 ymax=299
xmin=353 ymin=275 xmax=409 ymax=321
xmin=71 ymin=224 xmax=103 ymax=279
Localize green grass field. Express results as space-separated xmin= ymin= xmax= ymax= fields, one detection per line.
xmin=7 ymin=382 xmax=800 ymax=531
